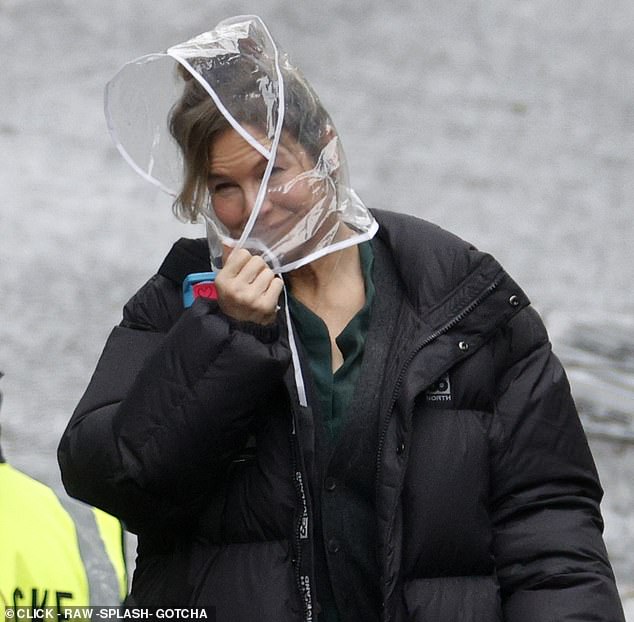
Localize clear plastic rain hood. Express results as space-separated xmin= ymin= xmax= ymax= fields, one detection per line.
xmin=105 ymin=15 xmax=377 ymax=272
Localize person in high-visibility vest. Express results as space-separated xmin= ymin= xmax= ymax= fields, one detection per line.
xmin=0 ymin=373 xmax=127 ymax=616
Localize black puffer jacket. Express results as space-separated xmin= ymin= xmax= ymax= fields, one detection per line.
xmin=58 ymin=210 xmax=625 ymax=621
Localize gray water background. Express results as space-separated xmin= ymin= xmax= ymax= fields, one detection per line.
xmin=1 ymin=0 xmax=632 ymax=607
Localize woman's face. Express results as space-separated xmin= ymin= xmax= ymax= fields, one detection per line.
xmin=207 ymin=127 xmax=333 ymax=243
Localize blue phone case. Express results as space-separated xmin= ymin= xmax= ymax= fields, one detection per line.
xmin=182 ymin=272 xmax=217 ymax=308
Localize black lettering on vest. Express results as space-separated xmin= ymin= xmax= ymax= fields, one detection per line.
xmin=56 ymin=591 xmax=74 ymax=618
xmin=12 ymin=587 xmax=24 ymax=607
xmin=31 ymin=588 xmax=48 ymax=608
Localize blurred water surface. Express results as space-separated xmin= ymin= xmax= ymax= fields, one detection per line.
xmin=1 ymin=0 xmax=632 ymax=602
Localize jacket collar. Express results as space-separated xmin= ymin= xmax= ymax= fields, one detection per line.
xmin=372 ymin=208 xmax=510 ymax=322
xmin=159 ymin=209 xmax=503 ymax=310
xmin=156 ymin=210 xmax=529 ymax=345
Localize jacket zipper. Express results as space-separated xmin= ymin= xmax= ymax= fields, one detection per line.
xmin=289 ymin=423 xmax=304 ymax=615
xmin=283 ymin=296 xmax=314 ymax=621
xmin=375 ymin=275 xmax=502 ymax=610
xmin=289 ymin=413 xmax=314 ymax=621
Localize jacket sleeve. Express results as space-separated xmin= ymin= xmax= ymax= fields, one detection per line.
xmin=490 ymin=306 xmax=625 ymax=621
xmin=58 ymin=275 xmax=291 ymax=534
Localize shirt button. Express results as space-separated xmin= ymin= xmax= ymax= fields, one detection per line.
xmin=327 ymin=538 xmax=340 ymax=554
xmin=324 ymin=477 xmax=337 ymax=491
xmin=396 ymin=442 xmax=405 ymax=455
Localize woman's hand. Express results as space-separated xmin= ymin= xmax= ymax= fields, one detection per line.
xmin=214 ymin=248 xmax=284 ymax=325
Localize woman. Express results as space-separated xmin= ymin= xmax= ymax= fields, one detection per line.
xmin=58 ymin=15 xmax=625 ymax=622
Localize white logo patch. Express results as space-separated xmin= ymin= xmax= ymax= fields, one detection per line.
xmin=426 ymin=374 xmax=452 ymax=402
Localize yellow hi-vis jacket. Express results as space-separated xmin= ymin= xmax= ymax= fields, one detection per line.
xmin=0 ymin=462 xmax=127 ymax=615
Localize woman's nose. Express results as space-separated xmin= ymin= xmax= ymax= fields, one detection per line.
xmin=243 ymin=184 xmax=274 ymax=218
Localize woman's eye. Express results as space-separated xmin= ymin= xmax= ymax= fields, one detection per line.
xmin=210 ymin=182 xmax=237 ymax=195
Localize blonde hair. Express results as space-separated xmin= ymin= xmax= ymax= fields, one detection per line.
xmin=168 ymin=68 xmax=231 ymax=222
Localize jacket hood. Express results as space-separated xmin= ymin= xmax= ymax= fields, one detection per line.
xmin=105 ymin=15 xmax=377 ymax=272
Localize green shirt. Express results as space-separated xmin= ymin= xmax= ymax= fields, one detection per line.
xmin=288 ymin=241 xmax=375 ymax=444
xmin=289 ymin=242 xmax=376 ymax=621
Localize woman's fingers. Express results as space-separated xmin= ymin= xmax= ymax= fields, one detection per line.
xmin=261 ymin=275 xmax=285 ymax=308
xmin=222 ymin=248 xmax=270 ymax=285
xmin=215 ymin=249 xmax=283 ymax=325
xmin=220 ymin=247 xmax=254 ymax=278
xmin=239 ymin=255 xmax=270 ymax=286
xmin=250 ymin=265 xmax=279 ymax=295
